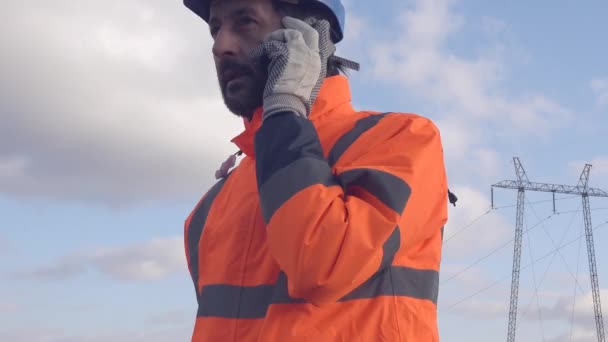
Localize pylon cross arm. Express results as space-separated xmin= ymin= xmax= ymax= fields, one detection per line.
xmin=492 ymin=180 xmax=608 ymax=197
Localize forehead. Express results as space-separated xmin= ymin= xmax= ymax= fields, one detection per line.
xmin=209 ymin=0 xmax=273 ymax=20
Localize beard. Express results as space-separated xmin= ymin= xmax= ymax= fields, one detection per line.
xmin=217 ymin=55 xmax=267 ymax=120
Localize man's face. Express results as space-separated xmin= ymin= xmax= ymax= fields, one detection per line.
xmin=209 ymin=0 xmax=283 ymax=118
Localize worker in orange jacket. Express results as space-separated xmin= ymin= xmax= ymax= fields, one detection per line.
xmin=182 ymin=0 xmax=450 ymax=340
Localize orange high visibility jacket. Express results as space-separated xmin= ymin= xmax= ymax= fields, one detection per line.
xmin=184 ymin=75 xmax=449 ymax=341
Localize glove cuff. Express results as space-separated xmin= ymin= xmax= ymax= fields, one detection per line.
xmin=263 ymin=93 xmax=307 ymax=120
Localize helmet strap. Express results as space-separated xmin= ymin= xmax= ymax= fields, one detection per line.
xmin=328 ymin=55 xmax=360 ymax=72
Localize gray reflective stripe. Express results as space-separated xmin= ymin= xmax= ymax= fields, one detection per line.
xmin=380 ymin=226 xmax=401 ymax=270
xmin=197 ymin=266 xmax=439 ymax=318
xmin=197 ymin=284 xmax=275 ymax=319
xmin=339 ymin=168 xmax=411 ymax=214
xmin=197 ymin=272 xmax=304 ymax=319
xmin=328 ymin=112 xmax=391 ymax=167
xmin=270 ymin=271 xmax=306 ymax=304
xmin=187 ymin=176 xmax=230 ymax=300
xmin=341 ymin=266 xmax=439 ymax=304
xmin=258 ymin=157 xmax=339 ymax=223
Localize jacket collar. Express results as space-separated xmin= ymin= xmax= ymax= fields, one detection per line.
xmin=231 ymin=75 xmax=354 ymax=157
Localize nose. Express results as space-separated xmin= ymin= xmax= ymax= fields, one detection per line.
xmin=212 ymin=28 xmax=240 ymax=59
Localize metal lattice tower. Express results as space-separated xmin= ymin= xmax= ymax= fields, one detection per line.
xmin=492 ymin=157 xmax=608 ymax=342
xmin=579 ymin=165 xmax=606 ymax=342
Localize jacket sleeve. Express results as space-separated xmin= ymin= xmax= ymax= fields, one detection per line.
xmin=254 ymin=111 xmax=448 ymax=305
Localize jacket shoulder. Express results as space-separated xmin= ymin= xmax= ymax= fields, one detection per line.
xmin=386 ymin=111 xmax=440 ymax=129
xmin=353 ymin=110 xmax=442 ymax=139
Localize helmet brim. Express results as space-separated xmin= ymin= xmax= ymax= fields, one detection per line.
xmin=183 ymin=0 xmax=344 ymax=43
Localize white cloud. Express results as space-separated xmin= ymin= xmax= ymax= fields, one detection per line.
xmin=440 ymin=263 xmax=490 ymax=288
xmin=1 ymin=0 xmax=574 ymax=207
xmin=520 ymin=288 xmax=608 ymax=342
xmin=0 ymin=327 xmax=66 ymax=342
xmin=438 ymin=263 xmax=512 ymax=319
xmin=0 ymin=326 xmax=192 ymax=342
xmin=435 ymin=117 xmax=484 ymax=163
xmin=91 ymin=236 xmax=186 ymax=281
xmin=0 ymin=302 xmax=20 ymax=313
xmin=547 ymin=328 xmax=597 ymax=342
xmin=452 ymin=298 xmax=508 ymax=319
xmin=480 ymin=16 xmax=508 ymax=36
xmin=368 ymin=0 xmax=571 ymax=139
xmin=474 ymin=148 xmax=502 ymax=181
xmin=0 ymin=156 xmax=28 ymax=181
xmin=442 ymin=185 xmax=512 ymax=258
xmin=0 ymin=307 xmax=192 ymax=342
xmin=14 ymin=256 xmax=87 ymax=280
xmin=14 ymin=236 xmax=186 ymax=281
xmin=338 ymin=0 xmax=366 ymax=41
xmin=0 ymin=306 xmax=192 ymax=342
xmin=0 ymin=234 xmax=12 ymax=256
xmin=542 ymin=289 xmax=608 ymax=327
xmin=144 ymin=309 xmax=191 ymax=327
xmin=543 ymin=271 xmax=591 ymax=293
xmin=335 ymin=0 xmax=576 ymax=203
xmin=591 ymin=77 xmax=608 ymax=108
xmin=568 ymin=156 xmax=608 ymax=190
xmin=71 ymin=327 xmax=192 ymax=342
xmin=442 ymin=288 xmax=608 ymax=341
xmin=0 ymin=0 xmax=243 ymax=205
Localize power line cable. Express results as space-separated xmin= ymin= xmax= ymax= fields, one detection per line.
xmin=492 ymin=196 xmax=580 ymax=210
xmin=541 ymin=204 xmax=587 ymax=290
xmin=522 ymin=211 xmax=546 ymax=341
xmin=557 ymin=207 xmax=608 ymax=215
xmin=519 ymin=202 xmax=584 ymax=321
xmin=444 ymin=208 xmax=494 ymax=244
xmin=443 ymin=219 xmax=608 ymax=312
xmin=569 ymin=225 xmax=585 ymax=342
xmin=441 ymin=214 xmax=556 ymax=286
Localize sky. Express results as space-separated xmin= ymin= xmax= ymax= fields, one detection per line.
xmin=1 ymin=0 xmax=607 ymax=341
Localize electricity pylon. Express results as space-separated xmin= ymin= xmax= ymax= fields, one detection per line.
xmin=492 ymin=157 xmax=608 ymax=342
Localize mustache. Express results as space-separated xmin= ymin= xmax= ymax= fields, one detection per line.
xmin=218 ymin=56 xmax=262 ymax=84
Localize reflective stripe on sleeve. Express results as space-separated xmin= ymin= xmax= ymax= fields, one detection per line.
xmin=338 ymin=168 xmax=411 ymax=214
xmin=327 ymin=112 xmax=391 ymax=167
xmin=258 ymin=157 xmax=339 ymax=224
xmin=380 ymin=226 xmax=401 ymax=271
xmin=255 ymin=112 xmax=335 ymax=224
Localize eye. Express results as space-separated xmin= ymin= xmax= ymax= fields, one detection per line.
xmin=236 ymin=16 xmax=256 ymax=27
xmin=210 ymin=25 xmax=220 ymax=38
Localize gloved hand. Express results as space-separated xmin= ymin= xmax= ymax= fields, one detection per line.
xmin=250 ymin=16 xmax=336 ymax=120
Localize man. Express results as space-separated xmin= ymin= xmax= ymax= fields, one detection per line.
xmin=182 ymin=0 xmax=449 ymax=341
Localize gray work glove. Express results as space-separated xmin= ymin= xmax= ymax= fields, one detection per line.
xmin=250 ymin=16 xmax=336 ymax=120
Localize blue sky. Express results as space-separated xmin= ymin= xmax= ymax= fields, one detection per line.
xmin=1 ymin=0 xmax=607 ymax=341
